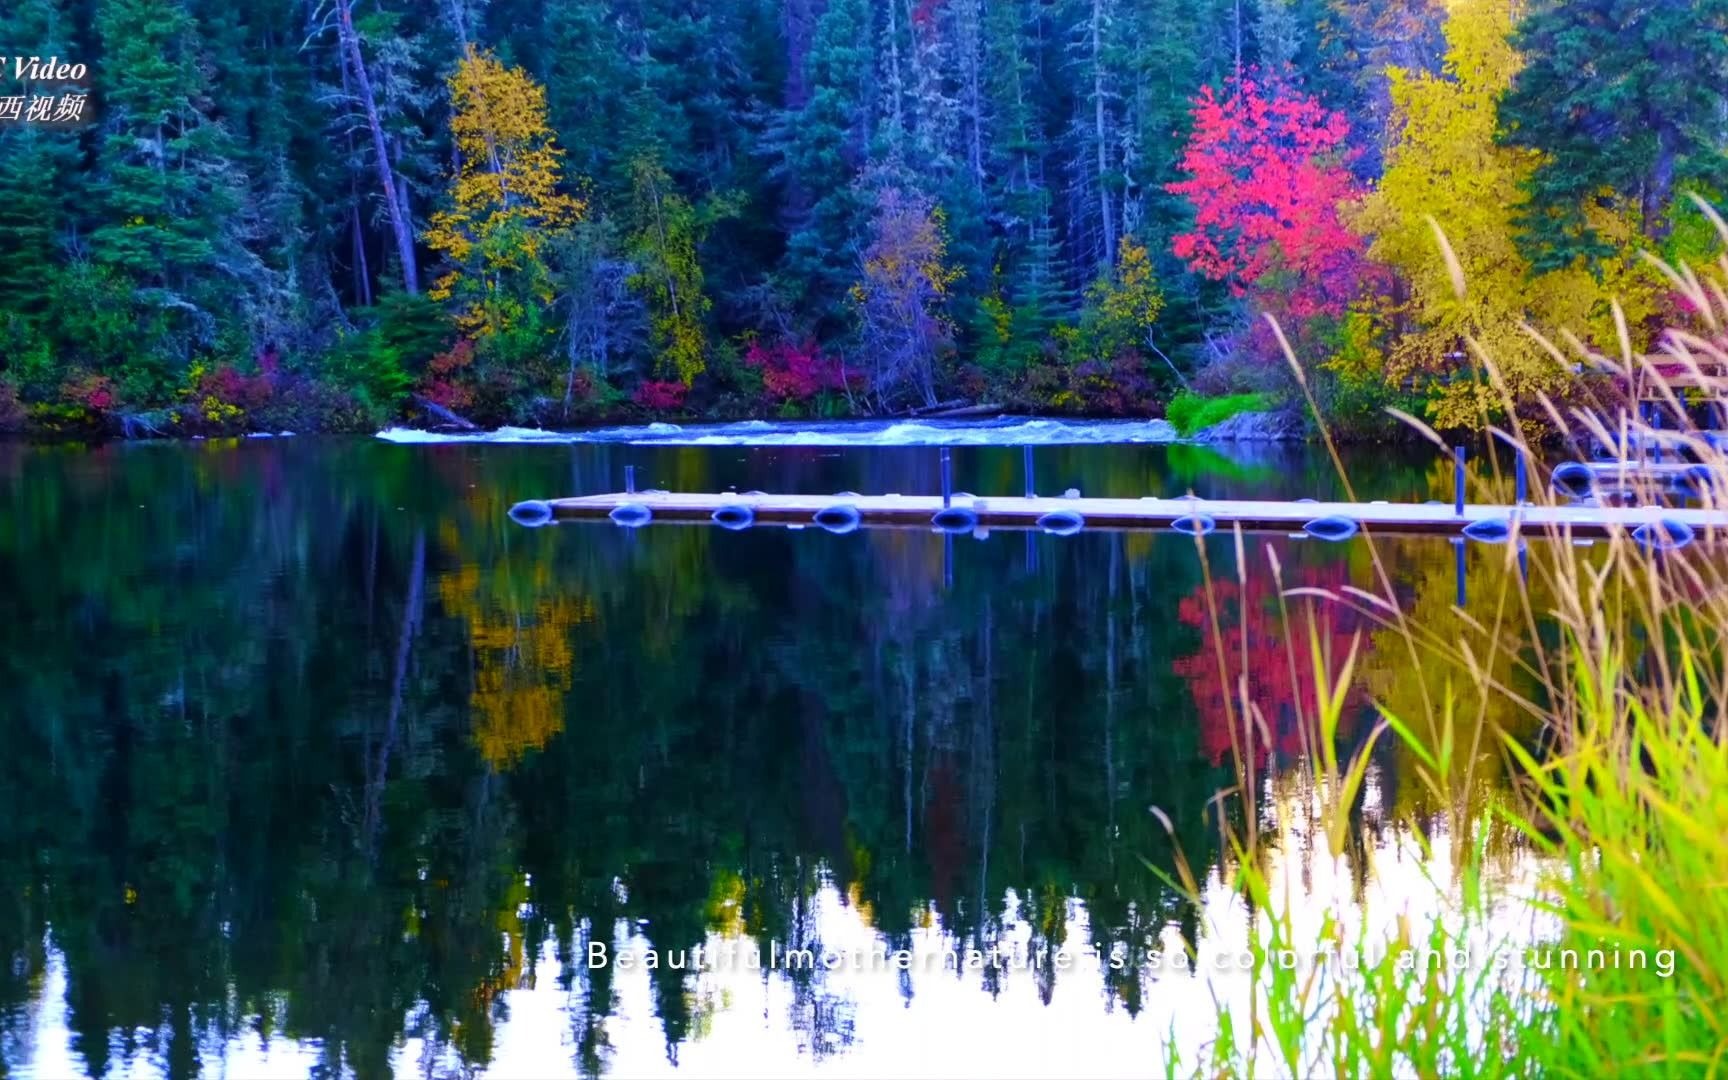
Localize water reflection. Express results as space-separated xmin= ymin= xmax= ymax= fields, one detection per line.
xmin=0 ymin=437 xmax=1525 ymax=1078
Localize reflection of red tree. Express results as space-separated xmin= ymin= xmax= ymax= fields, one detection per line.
xmin=1172 ymin=558 xmax=1367 ymax=766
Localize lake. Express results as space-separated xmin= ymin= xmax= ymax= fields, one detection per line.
xmin=0 ymin=425 xmax=1536 ymax=1079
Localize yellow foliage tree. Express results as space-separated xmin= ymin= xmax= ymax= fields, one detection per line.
xmin=1352 ymin=0 xmax=1659 ymax=431
xmin=628 ymin=157 xmax=711 ymax=387
xmin=1356 ymin=471 xmax=1546 ymax=840
xmin=1086 ymin=237 xmax=1167 ymax=360
xmin=425 ymin=48 xmax=585 ymax=342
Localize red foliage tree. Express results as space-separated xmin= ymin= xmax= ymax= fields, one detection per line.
xmin=1168 ymin=77 xmax=1367 ymax=321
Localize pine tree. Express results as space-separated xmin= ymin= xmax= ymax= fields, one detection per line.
xmin=188 ymin=0 xmax=313 ymax=350
xmin=776 ymin=0 xmax=873 ymax=319
xmin=980 ymin=0 xmax=1070 ymax=334
xmin=1500 ymin=0 xmax=1728 ymax=269
xmin=1253 ymin=0 xmax=1303 ymax=83
xmin=524 ymin=0 xmax=629 ymax=188
xmin=91 ymin=0 xmax=250 ymax=370
xmin=0 ymin=0 xmax=78 ymax=325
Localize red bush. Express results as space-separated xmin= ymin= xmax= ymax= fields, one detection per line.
xmin=60 ymin=373 xmax=118 ymax=412
xmin=203 ymin=364 xmax=275 ymax=411
xmin=744 ymin=338 xmax=850 ymax=404
xmin=420 ymin=341 xmax=476 ymax=410
xmin=633 ymin=380 xmax=688 ymax=412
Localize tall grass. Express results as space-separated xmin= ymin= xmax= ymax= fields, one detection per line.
xmin=1165 ymin=209 xmax=1728 ymax=1077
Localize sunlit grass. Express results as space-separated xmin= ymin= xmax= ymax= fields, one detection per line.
xmin=1162 ymin=207 xmax=1728 ymax=1077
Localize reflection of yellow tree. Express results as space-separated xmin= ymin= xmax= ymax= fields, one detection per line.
xmin=437 ymin=524 xmax=596 ymax=767
xmin=705 ymin=868 xmax=748 ymax=938
xmin=1358 ymin=532 xmax=1548 ymax=847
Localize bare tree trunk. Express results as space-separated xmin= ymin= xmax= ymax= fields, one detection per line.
xmin=351 ymin=201 xmax=372 ymax=307
xmin=445 ymin=0 xmax=471 ymax=52
xmin=1091 ymin=0 xmax=1116 ymax=273
xmin=1646 ymin=124 xmax=1679 ymax=239
xmin=338 ymin=58 xmax=375 ymax=306
xmin=885 ymin=0 xmax=907 ymax=157
xmin=958 ymin=0 xmax=985 ymax=189
xmin=1233 ymin=0 xmax=1244 ymax=81
xmin=337 ymin=0 xmax=420 ymax=294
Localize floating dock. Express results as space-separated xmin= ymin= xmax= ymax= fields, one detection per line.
xmin=516 ymin=490 xmax=1726 ymax=545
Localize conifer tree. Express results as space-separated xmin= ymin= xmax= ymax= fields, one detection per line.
xmin=91 ymin=0 xmax=250 ymax=373
xmin=0 ymin=0 xmax=78 ymax=327
xmin=776 ymin=0 xmax=872 ymax=317
xmin=1500 ymin=0 xmax=1728 ymax=268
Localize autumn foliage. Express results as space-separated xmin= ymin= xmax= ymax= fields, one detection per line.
xmin=1169 ymin=77 xmax=1367 ymax=321
xmin=1172 ymin=558 xmax=1369 ymax=767
xmin=1351 ymin=0 xmax=1659 ymax=430
xmin=425 ymin=48 xmax=584 ymax=342
xmin=633 ymin=380 xmax=689 ymax=412
xmin=744 ymin=338 xmax=852 ymax=405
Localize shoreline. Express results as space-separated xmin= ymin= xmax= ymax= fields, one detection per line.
xmin=3 ymin=410 xmax=1347 ymax=447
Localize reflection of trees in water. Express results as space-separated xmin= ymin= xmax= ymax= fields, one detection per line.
xmin=1172 ymin=546 xmax=1374 ymax=767
xmin=0 ymin=440 xmax=1488 ymax=1078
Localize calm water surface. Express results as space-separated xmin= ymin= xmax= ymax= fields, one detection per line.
xmin=0 ymin=432 xmax=1535 ymax=1079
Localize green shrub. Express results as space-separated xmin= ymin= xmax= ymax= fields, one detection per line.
xmin=322 ymin=293 xmax=451 ymax=420
xmin=1164 ymin=390 xmax=1276 ymax=436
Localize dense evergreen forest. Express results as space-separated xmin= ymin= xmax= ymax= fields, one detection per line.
xmin=0 ymin=0 xmax=1725 ymax=436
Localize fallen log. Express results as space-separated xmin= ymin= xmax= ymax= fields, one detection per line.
xmin=412 ymin=394 xmax=480 ymax=431
xmin=904 ymin=398 xmax=970 ymax=416
xmin=920 ymin=402 xmax=1005 ymax=419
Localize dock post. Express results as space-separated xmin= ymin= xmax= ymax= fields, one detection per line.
xmin=1453 ymin=446 xmax=1467 ymax=517
xmin=625 ymin=464 xmax=637 ymax=494
xmin=944 ymin=534 xmax=954 ymax=591
xmin=1023 ymin=445 xmax=1035 ymax=499
xmin=1515 ymin=451 xmax=1528 ymax=505
xmin=1453 ymin=538 xmax=1467 ymax=607
xmin=941 ymin=446 xmax=953 ymax=508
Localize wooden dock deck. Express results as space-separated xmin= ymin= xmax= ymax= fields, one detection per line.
xmin=525 ymin=490 xmax=1728 ymax=542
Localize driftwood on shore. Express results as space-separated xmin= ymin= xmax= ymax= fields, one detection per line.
xmin=903 ymin=401 xmax=1004 ymax=419
xmin=411 ymin=395 xmax=480 ymax=431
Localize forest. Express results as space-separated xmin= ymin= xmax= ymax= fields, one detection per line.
xmin=1 ymin=0 xmax=1725 ymax=437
